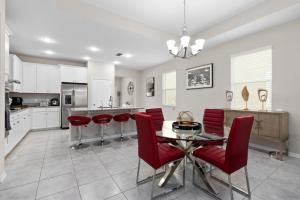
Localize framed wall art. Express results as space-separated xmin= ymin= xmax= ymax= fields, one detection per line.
xmin=146 ymin=77 xmax=155 ymax=97
xmin=186 ymin=63 xmax=213 ymax=89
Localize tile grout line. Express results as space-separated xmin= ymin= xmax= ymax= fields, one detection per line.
xmin=34 ymin=133 xmax=50 ymax=200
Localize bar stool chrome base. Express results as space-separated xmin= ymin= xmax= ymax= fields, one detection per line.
xmin=114 ymin=136 xmax=129 ymax=142
xmin=94 ymin=140 xmax=111 ymax=146
xmin=71 ymin=143 xmax=90 ymax=150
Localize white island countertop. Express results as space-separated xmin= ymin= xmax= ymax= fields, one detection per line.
xmin=70 ymin=107 xmax=144 ymax=112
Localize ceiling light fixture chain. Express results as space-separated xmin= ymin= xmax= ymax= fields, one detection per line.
xmin=166 ymin=0 xmax=205 ymax=59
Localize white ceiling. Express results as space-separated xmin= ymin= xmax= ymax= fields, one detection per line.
xmin=83 ymin=0 xmax=265 ymax=35
xmin=8 ymin=0 xmax=296 ymax=69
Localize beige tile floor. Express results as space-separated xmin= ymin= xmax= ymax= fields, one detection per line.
xmin=1 ymin=129 xmax=300 ymax=200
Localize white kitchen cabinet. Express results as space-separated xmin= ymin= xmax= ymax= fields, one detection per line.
xmin=47 ymin=110 xmax=60 ymax=128
xmin=32 ymin=111 xmax=47 ymax=129
xmin=9 ymin=54 xmax=23 ymax=92
xmin=36 ymin=64 xmax=60 ymax=93
xmin=60 ymin=65 xmax=87 ymax=83
xmin=22 ymin=62 xmax=37 ymax=93
xmin=5 ymin=109 xmax=31 ymax=155
xmin=5 ymin=34 xmax=10 ymax=75
xmin=31 ymin=107 xmax=60 ymax=129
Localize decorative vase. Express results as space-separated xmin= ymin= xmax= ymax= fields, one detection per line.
xmin=225 ymin=90 xmax=233 ymax=108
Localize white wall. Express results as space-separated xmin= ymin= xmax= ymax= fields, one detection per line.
xmin=87 ymin=61 xmax=115 ymax=108
xmin=141 ymin=19 xmax=300 ymax=155
xmin=115 ymin=67 xmax=142 ymax=107
xmin=0 ymin=0 xmax=6 ymax=182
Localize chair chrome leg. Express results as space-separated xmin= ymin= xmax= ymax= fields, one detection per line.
xmin=228 ymin=175 xmax=234 ymax=200
xmin=151 ymin=169 xmax=157 ymax=200
xmin=136 ymin=158 xmax=141 ymax=184
xmin=244 ymin=166 xmax=251 ymax=198
xmin=209 ymin=165 xmax=213 ymax=177
xmin=183 ymin=156 xmax=186 ymax=187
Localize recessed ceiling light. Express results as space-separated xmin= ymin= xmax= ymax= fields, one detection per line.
xmin=39 ymin=37 xmax=56 ymax=44
xmin=83 ymin=56 xmax=91 ymax=61
xmin=88 ymin=46 xmax=100 ymax=52
xmin=123 ymin=53 xmax=133 ymax=58
xmin=113 ymin=61 xmax=121 ymax=65
xmin=44 ymin=50 xmax=55 ymax=55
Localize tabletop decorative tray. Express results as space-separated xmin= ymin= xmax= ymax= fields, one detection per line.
xmin=172 ymin=121 xmax=202 ymax=132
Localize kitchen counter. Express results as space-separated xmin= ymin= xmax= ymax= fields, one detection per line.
xmin=69 ymin=107 xmax=144 ymax=144
xmin=70 ymin=107 xmax=143 ymax=112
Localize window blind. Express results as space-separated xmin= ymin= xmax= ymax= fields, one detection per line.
xmin=231 ymin=47 xmax=272 ymax=110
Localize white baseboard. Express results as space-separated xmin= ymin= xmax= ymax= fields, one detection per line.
xmin=0 ymin=171 xmax=7 ymax=183
xmin=288 ymin=152 xmax=300 ymax=159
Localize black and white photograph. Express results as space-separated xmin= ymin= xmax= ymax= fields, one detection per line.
xmin=146 ymin=77 xmax=155 ymax=96
xmin=186 ymin=63 xmax=213 ymax=89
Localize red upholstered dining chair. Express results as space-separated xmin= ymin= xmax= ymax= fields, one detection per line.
xmin=192 ymin=115 xmax=254 ymax=200
xmin=193 ymin=109 xmax=225 ymax=147
xmin=135 ymin=113 xmax=185 ymax=199
xmin=145 ymin=108 xmax=175 ymax=144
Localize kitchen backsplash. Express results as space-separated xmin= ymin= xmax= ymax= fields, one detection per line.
xmin=9 ymin=93 xmax=60 ymax=106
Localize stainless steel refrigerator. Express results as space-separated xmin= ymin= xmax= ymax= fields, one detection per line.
xmin=61 ymin=83 xmax=88 ymax=128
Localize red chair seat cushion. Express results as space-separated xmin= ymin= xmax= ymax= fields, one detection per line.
xmin=193 ymin=146 xmax=228 ymax=173
xmin=158 ymin=143 xmax=185 ymax=168
xmin=92 ymin=114 xmax=113 ymax=124
xmin=113 ymin=113 xmax=131 ymax=122
xmin=67 ymin=116 xmax=91 ymax=126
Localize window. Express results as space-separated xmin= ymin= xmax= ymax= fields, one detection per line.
xmin=231 ymin=47 xmax=272 ymax=110
xmin=162 ymin=71 xmax=176 ymax=106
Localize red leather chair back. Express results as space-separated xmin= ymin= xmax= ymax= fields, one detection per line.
xmin=203 ymin=109 xmax=224 ymax=137
xmin=145 ymin=108 xmax=164 ymax=131
xmin=113 ymin=113 xmax=131 ymax=122
xmin=92 ymin=114 xmax=113 ymax=124
xmin=67 ymin=116 xmax=91 ymax=126
xmin=225 ymin=115 xmax=254 ymax=173
xmin=135 ymin=113 xmax=159 ymax=169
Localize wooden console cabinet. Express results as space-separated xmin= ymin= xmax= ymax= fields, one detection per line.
xmin=224 ymin=109 xmax=289 ymax=158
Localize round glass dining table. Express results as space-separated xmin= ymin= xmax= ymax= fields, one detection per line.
xmin=156 ymin=121 xmax=229 ymax=195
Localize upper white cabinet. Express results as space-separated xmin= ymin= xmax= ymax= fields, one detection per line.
xmin=22 ymin=62 xmax=37 ymax=93
xmin=61 ymin=65 xmax=87 ymax=83
xmin=9 ymin=54 xmax=23 ymax=92
xmin=5 ymin=34 xmax=10 ymax=75
xmin=36 ymin=64 xmax=61 ymax=93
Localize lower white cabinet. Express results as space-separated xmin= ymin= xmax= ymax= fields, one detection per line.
xmin=32 ymin=107 xmax=60 ymax=129
xmin=32 ymin=110 xmax=47 ymax=129
xmin=5 ymin=107 xmax=60 ymax=156
xmin=5 ymin=109 xmax=32 ymax=155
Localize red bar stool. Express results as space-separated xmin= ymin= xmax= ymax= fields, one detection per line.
xmin=67 ymin=115 xmax=91 ymax=149
xmin=130 ymin=113 xmax=138 ymax=139
xmin=92 ymin=114 xmax=113 ymax=146
xmin=113 ymin=113 xmax=131 ymax=141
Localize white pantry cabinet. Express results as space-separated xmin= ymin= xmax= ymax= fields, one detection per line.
xmin=60 ymin=65 xmax=87 ymax=83
xmin=36 ymin=64 xmax=61 ymax=93
xmin=22 ymin=62 xmax=37 ymax=93
xmin=9 ymin=54 xmax=23 ymax=92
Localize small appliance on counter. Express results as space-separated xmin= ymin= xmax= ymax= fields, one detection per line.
xmin=10 ymin=97 xmax=25 ymax=110
xmin=50 ymin=98 xmax=60 ymax=106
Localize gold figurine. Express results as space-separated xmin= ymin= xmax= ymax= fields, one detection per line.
xmin=242 ymin=86 xmax=249 ymax=110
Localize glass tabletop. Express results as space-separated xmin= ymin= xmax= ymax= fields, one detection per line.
xmin=156 ymin=121 xmax=229 ymax=142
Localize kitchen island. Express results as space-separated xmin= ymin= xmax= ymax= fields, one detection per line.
xmin=68 ymin=107 xmax=143 ymax=144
